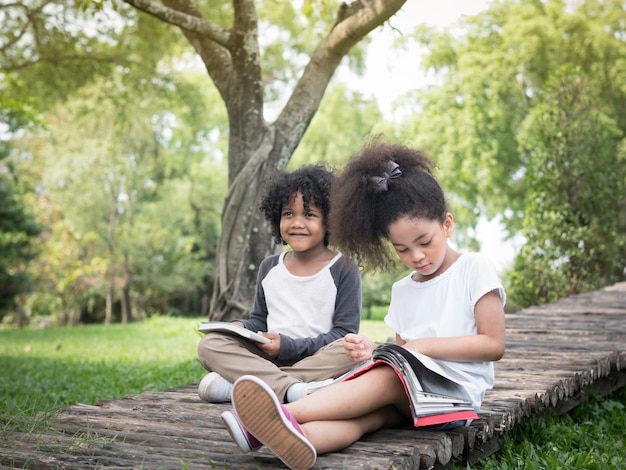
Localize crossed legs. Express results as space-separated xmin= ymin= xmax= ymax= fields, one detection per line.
xmin=285 ymin=365 xmax=410 ymax=453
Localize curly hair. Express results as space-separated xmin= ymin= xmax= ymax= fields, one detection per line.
xmin=329 ymin=139 xmax=446 ymax=271
xmin=259 ymin=164 xmax=334 ymax=246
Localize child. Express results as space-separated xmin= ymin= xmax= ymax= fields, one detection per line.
xmin=223 ymin=141 xmax=506 ymax=469
xmin=197 ymin=165 xmax=362 ymax=416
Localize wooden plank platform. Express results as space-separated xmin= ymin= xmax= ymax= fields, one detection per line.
xmin=2 ymin=282 xmax=625 ymax=469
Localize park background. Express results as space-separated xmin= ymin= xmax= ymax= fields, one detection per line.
xmin=2 ymin=0 xmax=625 ymax=328
xmin=1 ymin=1 xmax=626 ymax=468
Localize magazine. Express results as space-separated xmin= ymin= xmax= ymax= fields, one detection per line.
xmin=198 ymin=322 xmax=271 ymax=344
xmin=345 ymin=343 xmax=479 ymax=427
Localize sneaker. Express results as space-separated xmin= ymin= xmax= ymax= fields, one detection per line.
xmin=197 ymin=372 xmax=233 ymax=403
xmin=232 ymin=375 xmax=316 ymax=470
xmin=285 ymin=378 xmax=335 ymax=403
xmin=220 ymin=410 xmax=262 ymax=452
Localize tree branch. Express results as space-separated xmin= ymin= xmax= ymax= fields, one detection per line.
xmin=121 ymin=0 xmax=230 ymax=47
xmin=122 ymin=0 xmax=237 ymax=101
xmin=0 ymin=53 xmax=135 ymax=73
xmin=272 ymin=0 xmax=407 ymax=162
xmin=0 ymin=0 xmax=54 ymax=55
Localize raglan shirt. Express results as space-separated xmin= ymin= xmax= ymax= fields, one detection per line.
xmin=384 ymin=252 xmax=506 ymax=409
xmin=240 ymin=251 xmax=362 ymax=365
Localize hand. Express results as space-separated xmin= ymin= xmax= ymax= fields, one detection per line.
xmin=257 ymin=332 xmax=280 ymax=358
xmin=344 ymin=333 xmax=376 ymax=362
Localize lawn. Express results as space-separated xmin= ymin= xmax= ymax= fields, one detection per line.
xmin=1 ymin=317 xmax=624 ymax=469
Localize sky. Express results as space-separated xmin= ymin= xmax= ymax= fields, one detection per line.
xmin=350 ymin=1 xmax=493 ymax=118
xmin=348 ymin=1 xmax=522 ymax=274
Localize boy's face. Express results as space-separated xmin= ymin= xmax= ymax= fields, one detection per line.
xmin=279 ymin=191 xmax=327 ymax=252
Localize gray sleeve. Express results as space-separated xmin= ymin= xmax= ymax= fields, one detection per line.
xmin=277 ymin=255 xmax=362 ymax=364
xmin=239 ymin=255 xmax=280 ymax=333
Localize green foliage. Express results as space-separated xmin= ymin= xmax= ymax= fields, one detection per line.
xmin=0 ymin=174 xmax=42 ymax=316
xmin=393 ymin=0 xmax=626 ymax=304
xmin=361 ymin=270 xmax=400 ymax=320
xmin=0 ymin=55 xmax=44 ymax=318
xmin=289 ymin=82 xmax=385 ymax=169
xmin=256 ymin=1 xmax=369 ymax=104
xmin=1 ymin=0 xmax=227 ymax=325
xmin=507 ymin=71 xmax=625 ymax=307
xmin=470 ymin=389 xmax=626 ymax=470
xmin=1 ymin=0 xmax=139 ymax=115
xmin=9 ymin=63 xmax=227 ymax=325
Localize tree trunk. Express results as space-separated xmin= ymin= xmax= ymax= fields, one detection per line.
xmin=121 ymin=0 xmax=408 ymax=320
xmin=121 ymin=282 xmax=131 ymax=323
xmin=105 ymin=274 xmax=114 ymax=325
xmin=121 ymin=253 xmax=132 ymax=323
xmin=209 ymin=127 xmax=278 ymax=320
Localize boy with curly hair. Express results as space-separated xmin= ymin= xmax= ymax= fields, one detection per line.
xmin=197 ymin=165 xmax=362 ymax=446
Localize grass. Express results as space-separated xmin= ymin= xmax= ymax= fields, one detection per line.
xmin=467 ymin=388 xmax=626 ymax=470
xmin=0 ymin=316 xmax=206 ymax=420
xmin=1 ymin=316 xmax=624 ymax=469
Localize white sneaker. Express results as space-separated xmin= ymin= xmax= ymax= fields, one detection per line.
xmin=285 ymin=378 xmax=335 ymax=403
xmin=221 ymin=410 xmax=262 ymax=452
xmin=198 ymin=372 xmax=233 ymax=403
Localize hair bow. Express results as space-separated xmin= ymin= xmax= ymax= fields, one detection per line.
xmin=370 ymin=160 xmax=402 ymax=192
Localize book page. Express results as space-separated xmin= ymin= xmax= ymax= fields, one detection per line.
xmin=198 ymin=322 xmax=271 ymax=343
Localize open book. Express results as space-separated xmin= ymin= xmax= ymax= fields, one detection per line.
xmin=345 ymin=344 xmax=479 ymax=427
xmin=198 ymin=322 xmax=271 ymax=344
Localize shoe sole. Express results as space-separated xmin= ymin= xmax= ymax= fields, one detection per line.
xmin=232 ymin=376 xmax=316 ymax=470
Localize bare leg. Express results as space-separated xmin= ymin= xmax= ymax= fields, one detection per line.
xmin=287 ymin=365 xmax=410 ymax=422
xmin=285 ymin=365 xmax=411 ymax=452
xmin=303 ymin=405 xmax=407 ymax=454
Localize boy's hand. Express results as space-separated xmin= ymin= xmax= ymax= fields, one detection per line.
xmin=257 ymin=332 xmax=280 ymax=358
xmin=344 ymin=333 xmax=375 ymax=362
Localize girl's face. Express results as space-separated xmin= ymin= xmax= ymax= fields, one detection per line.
xmin=279 ymin=191 xmax=327 ymax=253
xmin=387 ymin=213 xmax=455 ymax=282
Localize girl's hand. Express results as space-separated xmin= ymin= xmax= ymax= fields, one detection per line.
xmin=344 ymin=333 xmax=376 ymax=362
xmin=257 ymin=332 xmax=280 ymax=358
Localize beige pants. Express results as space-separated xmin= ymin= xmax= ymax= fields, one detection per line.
xmin=197 ymin=333 xmax=358 ymax=402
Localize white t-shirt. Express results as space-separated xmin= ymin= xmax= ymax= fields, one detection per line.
xmin=384 ymin=252 xmax=505 ymax=408
xmin=264 ymin=251 xmax=341 ymax=338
